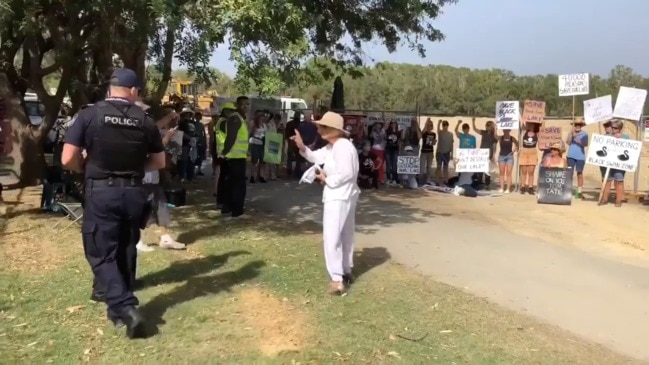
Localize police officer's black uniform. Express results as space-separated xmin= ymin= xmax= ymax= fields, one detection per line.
xmin=63 ymin=68 xmax=164 ymax=339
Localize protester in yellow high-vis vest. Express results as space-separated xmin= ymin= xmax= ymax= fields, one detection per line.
xmin=212 ymin=102 xmax=236 ymax=207
xmin=218 ymin=96 xmax=250 ymax=218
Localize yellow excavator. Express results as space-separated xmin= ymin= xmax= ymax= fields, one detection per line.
xmin=162 ymin=78 xmax=216 ymax=115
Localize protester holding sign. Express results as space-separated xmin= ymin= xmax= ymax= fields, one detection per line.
xmin=598 ymin=120 xmax=630 ymax=207
xmin=384 ymin=120 xmax=401 ymax=184
xmin=598 ymin=120 xmax=613 ymax=180
xmin=420 ymin=119 xmax=437 ymax=183
xmin=358 ymin=142 xmax=379 ymax=189
xmin=565 ymin=119 xmax=588 ymax=199
xmin=497 ymin=130 xmax=518 ymax=193
xmin=472 ymin=118 xmax=497 ymax=188
xmin=541 ymin=143 xmax=567 ymax=168
xmin=519 ymin=124 xmax=539 ymax=194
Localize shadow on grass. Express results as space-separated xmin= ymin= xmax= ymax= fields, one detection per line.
xmin=138 ymin=250 xmax=251 ymax=289
xmin=353 ymin=246 xmax=391 ymax=281
xmin=173 ymin=179 xmax=451 ymax=244
xmin=141 ymin=259 xmax=266 ymax=337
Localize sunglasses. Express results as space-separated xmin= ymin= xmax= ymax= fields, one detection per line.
xmin=612 ymin=127 xmax=620 ymax=130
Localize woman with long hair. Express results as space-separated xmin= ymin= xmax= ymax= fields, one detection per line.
xmin=249 ymin=113 xmax=268 ymax=183
xmin=519 ymin=123 xmax=539 ymax=194
xmin=291 ymin=112 xmax=360 ymax=296
xmin=384 ymin=120 xmax=401 ymax=184
xmin=497 ymin=130 xmax=518 ymax=193
xmin=420 ymin=118 xmax=436 ymax=183
xmin=369 ymin=122 xmax=386 ymax=184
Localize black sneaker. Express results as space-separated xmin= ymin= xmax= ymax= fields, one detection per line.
xmin=259 ymin=177 xmax=267 ymax=183
xmin=528 ymin=187 xmax=535 ymax=195
xmin=520 ymin=186 xmax=527 ymax=194
xmin=249 ymin=177 xmax=255 ymax=184
xmin=121 ymin=306 xmax=147 ymax=339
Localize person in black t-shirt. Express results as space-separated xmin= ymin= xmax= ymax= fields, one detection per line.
xmin=420 ymin=118 xmax=437 ymax=183
xmin=384 ymin=120 xmax=401 ymax=184
xmin=358 ymin=142 xmax=378 ymax=189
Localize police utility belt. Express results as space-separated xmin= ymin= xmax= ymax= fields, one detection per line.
xmin=88 ymin=177 xmax=143 ymax=188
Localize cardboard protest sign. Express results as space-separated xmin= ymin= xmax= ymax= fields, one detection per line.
xmin=537 ymin=167 xmax=573 ymax=205
xmin=612 ymin=86 xmax=647 ymax=121
xmin=394 ymin=115 xmax=414 ymax=131
xmin=342 ymin=114 xmax=363 ymax=144
xmin=397 ymin=156 xmax=420 ymax=174
xmin=365 ymin=112 xmax=382 ymax=126
xmin=263 ymin=132 xmax=283 ymax=164
xmin=586 ymin=133 xmax=642 ymax=172
xmin=537 ymin=127 xmax=562 ymax=150
xmin=583 ymin=95 xmax=613 ymax=125
xmin=558 ymin=73 xmax=589 ymax=96
xmin=521 ymin=100 xmax=545 ymax=124
xmin=495 ymin=101 xmax=520 ymax=130
xmin=455 ymin=148 xmax=489 ymax=173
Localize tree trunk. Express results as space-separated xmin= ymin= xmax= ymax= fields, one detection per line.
xmin=151 ymin=25 xmax=177 ymax=104
xmin=0 ymin=72 xmax=43 ymax=187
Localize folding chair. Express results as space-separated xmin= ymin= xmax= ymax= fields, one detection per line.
xmin=49 ymin=171 xmax=85 ymax=232
xmin=51 ymin=202 xmax=83 ymax=232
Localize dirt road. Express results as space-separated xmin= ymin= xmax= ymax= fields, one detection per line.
xmin=249 ymin=182 xmax=649 ymax=362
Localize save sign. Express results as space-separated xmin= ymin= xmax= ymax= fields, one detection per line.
xmin=495 ymin=101 xmax=520 ymax=130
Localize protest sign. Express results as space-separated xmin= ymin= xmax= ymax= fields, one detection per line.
xmin=521 ymin=100 xmax=545 ymax=124
xmin=263 ymin=132 xmax=283 ymax=164
xmin=583 ymin=95 xmax=613 ymax=125
xmin=586 ymin=133 xmax=642 ymax=172
xmin=612 ymin=86 xmax=647 ymax=121
xmin=455 ymin=148 xmax=489 ymax=173
xmin=537 ymin=127 xmax=562 ymax=150
xmin=537 ymin=167 xmax=573 ymax=205
xmin=558 ymin=73 xmax=589 ymax=96
xmin=365 ymin=112 xmax=382 ymax=126
xmin=495 ymin=101 xmax=520 ymax=130
xmin=397 ymin=156 xmax=420 ymax=174
xmin=394 ymin=115 xmax=414 ymax=130
xmin=645 ymin=120 xmax=649 ymax=142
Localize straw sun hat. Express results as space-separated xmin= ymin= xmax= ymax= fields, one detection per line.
xmin=313 ymin=111 xmax=348 ymax=134
xmin=550 ymin=142 xmax=565 ymax=153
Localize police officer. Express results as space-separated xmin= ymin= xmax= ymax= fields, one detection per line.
xmin=218 ymin=96 xmax=250 ymax=218
xmin=213 ymin=102 xmax=236 ymax=208
xmin=61 ymin=68 xmax=165 ymax=339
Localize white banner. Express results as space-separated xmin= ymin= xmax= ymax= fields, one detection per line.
xmin=586 ymin=133 xmax=642 ymax=172
xmin=558 ymin=73 xmax=589 ymax=96
xmin=612 ymin=86 xmax=648 ymax=121
xmin=583 ymin=95 xmax=613 ymax=125
xmin=495 ymin=101 xmax=520 ymax=130
xmin=397 ymin=156 xmax=420 ymax=174
xmin=455 ymin=148 xmax=490 ymax=173
xmin=394 ymin=115 xmax=414 ymax=131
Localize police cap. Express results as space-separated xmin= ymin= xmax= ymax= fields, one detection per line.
xmin=109 ymin=68 xmax=142 ymax=89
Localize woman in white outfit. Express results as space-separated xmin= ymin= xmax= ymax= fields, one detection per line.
xmin=291 ymin=112 xmax=360 ymax=295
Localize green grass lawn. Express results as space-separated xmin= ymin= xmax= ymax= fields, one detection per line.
xmin=0 ymin=191 xmax=638 ymax=364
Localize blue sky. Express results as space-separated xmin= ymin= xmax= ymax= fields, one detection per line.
xmin=200 ymin=0 xmax=649 ymax=77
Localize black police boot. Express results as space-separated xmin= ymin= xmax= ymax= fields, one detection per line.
xmin=121 ymin=306 xmax=147 ymax=339
xmin=108 ymin=314 xmax=125 ymax=328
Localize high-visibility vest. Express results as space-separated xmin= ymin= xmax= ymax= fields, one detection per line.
xmin=225 ymin=113 xmax=249 ymax=159
xmin=214 ymin=117 xmax=226 ymax=155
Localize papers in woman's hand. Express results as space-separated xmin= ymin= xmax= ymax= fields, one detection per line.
xmin=299 ymin=165 xmax=318 ymax=184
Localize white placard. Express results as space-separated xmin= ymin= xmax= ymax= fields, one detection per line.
xmin=558 ymin=73 xmax=590 ymax=96
xmin=397 ymin=156 xmax=420 ymax=174
xmin=612 ymin=86 xmax=647 ymax=121
xmin=394 ymin=115 xmax=413 ymax=131
xmin=644 ymin=120 xmax=649 ymax=142
xmin=495 ymin=101 xmax=520 ymax=130
xmin=583 ymin=95 xmax=613 ymax=125
xmin=586 ymin=133 xmax=642 ymax=172
xmin=455 ymin=148 xmax=490 ymax=173
xmin=365 ymin=112 xmax=382 ymax=126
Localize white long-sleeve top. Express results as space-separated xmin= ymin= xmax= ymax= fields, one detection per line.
xmin=301 ymin=138 xmax=360 ymax=203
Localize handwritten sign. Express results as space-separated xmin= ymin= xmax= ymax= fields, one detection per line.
xmin=644 ymin=120 xmax=649 ymax=142
xmin=537 ymin=127 xmax=562 ymax=150
xmin=495 ymin=101 xmax=520 ymax=130
xmin=612 ymin=86 xmax=647 ymax=121
xmin=365 ymin=112 xmax=382 ymax=126
xmin=558 ymin=73 xmax=589 ymax=96
xmin=583 ymin=95 xmax=613 ymax=125
xmin=397 ymin=156 xmax=420 ymax=174
xmin=455 ymin=148 xmax=489 ymax=173
xmin=521 ymin=100 xmax=545 ymax=124
xmin=537 ymin=167 xmax=573 ymax=205
xmin=586 ymin=133 xmax=642 ymax=172
xmin=394 ymin=115 xmax=415 ymax=131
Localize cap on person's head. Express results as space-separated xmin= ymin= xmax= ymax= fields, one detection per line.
xmin=313 ymin=111 xmax=346 ymax=133
xmin=550 ymin=142 xmax=564 ymax=152
xmin=572 ymin=118 xmax=586 ymax=126
xmin=180 ymin=106 xmax=194 ymax=115
xmin=404 ymin=146 xmax=414 ymax=152
xmin=221 ymin=102 xmax=236 ymax=111
xmin=109 ymin=68 xmax=142 ymax=89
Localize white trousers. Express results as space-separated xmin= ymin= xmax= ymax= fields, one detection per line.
xmin=322 ymin=196 xmax=358 ymax=282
